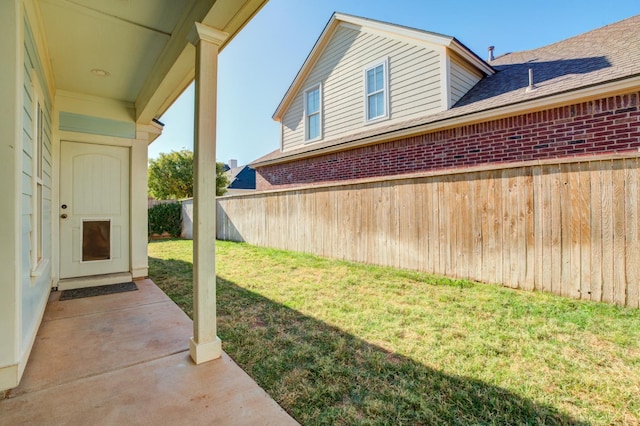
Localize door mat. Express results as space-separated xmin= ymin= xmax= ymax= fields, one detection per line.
xmin=59 ymin=282 xmax=138 ymax=301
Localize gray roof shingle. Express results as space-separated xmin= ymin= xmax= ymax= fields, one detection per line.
xmin=456 ymin=14 xmax=640 ymax=110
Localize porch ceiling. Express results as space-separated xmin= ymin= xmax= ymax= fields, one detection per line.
xmin=38 ymin=0 xmax=267 ymax=123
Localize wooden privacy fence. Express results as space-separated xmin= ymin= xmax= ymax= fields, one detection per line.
xmin=217 ymin=155 xmax=640 ymax=308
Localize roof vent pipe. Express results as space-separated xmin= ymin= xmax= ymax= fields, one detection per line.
xmin=488 ymin=46 xmax=495 ymax=62
xmin=526 ymin=68 xmax=536 ymax=92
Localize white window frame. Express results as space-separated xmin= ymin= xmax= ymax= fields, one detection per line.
xmin=30 ymin=71 xmax=48 ymax=278
xmin=363 ymin=57 xmax=390 ymax=124
xmin=303 ymin=82 xmax=323 ymax=143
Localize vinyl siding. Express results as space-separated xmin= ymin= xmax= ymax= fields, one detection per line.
xmin=450 ymin=52 xmax=483 ymax=105
xmin=21 ymin=14 xmax=53 ymax=351
xmin=282 ymin=25 xmax=443 ymax=152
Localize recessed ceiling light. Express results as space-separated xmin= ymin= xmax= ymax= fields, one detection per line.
xmin=90 ymin=69 xmax=110 ymax=77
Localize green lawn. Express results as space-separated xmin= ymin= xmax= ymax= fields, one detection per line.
xmin=149 ymin=239 xmax=640 ymax=425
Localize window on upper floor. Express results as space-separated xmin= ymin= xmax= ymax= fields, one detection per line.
xmin=364 ymin=58 xmax=389 ymax=123
xmin=304 ymin=83 xmax=322 ymax=142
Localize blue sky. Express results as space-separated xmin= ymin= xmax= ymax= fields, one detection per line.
xmin=149 ymin=0 xmax=639 ymax=166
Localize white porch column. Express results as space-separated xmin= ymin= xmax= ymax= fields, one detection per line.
xmin=132 ymin=123 xmax=162 ymax=279
xmin=187 ymin=23 xmax=228 ymax=364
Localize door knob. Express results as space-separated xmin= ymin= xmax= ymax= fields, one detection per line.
xmin=60 ymin=214 xmax=68 ymax=219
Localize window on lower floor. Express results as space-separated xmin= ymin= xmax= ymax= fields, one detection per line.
xmin=31 ymin=71 xmax=47 ymax=277
xmin=35 ymin=103 xmax=43 ymax=262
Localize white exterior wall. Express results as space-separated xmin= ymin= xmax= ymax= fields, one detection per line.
xmin=282 ymin=24 xmax=443 ymax=152
xmin=1 ymin=1 xmax=153 ymax=392
xmin=0 ymin=1 xmax=54 ymax=392
xmin=450 ymin=52 xmax=483 ymax=105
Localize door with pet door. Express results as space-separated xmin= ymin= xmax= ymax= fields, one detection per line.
xmin=59 ymin=141 xmax=130 ymax=278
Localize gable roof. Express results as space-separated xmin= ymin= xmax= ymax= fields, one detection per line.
xmin=226 ymin=165 xmax=256 ymax=190
xmin=254 ymin=14 xmax=640 ymax=167
xmin=272 ymin=12 xmax=494 ymax=121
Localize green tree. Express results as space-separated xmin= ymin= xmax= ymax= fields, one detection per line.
xmin=148 ymin=149 xmax=194 ymax=199
xmin=148 ymin=149 xmax=230 ymax=199
xmin=216 ymin=162 xmax=229 ymax=196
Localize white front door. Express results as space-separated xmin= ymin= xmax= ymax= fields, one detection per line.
xmin=59 ymin=141 xmax=130 ymax=279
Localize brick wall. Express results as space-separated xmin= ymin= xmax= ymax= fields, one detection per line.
xmin=256 ymin=91 xmax=640 ymax=190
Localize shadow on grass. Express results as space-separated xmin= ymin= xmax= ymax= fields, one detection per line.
xmin=150 ymin=256 xmax=585 ymax=425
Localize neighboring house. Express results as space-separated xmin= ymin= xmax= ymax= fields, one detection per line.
xmin=252 ymin=13 xmax=640 ymax=189
xmin=225 ymin=159 xmax=257 ymax=195
xmin=1 ymin=0 xmax=266 ymax=393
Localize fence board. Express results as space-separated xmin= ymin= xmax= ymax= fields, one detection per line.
xmin=625 ymin=158 xmax=639 ymax=308
xmin=429 ymin=177 xmax=440 ymax=273
xmin=438 ymin=178 xmax=448 ymax=275
xmin=612 ymin=161 xmax=627 ymax=306
xmin=514 ymin=169 xmax=525 ymax=288
xmin=472 ymin=175 xmax=483 ymax=281
xmin=445 ymin=175 xmax=455 ymax=276
xmin=457 ymin=176 xmax=466 ymax=277
xmin=484 ymin=171 xmax=499 ymax=284
xmin=533 ymin=166 xmax=543 ymax=291
xmin=578 ymin=162 xmax=591 ymax=301
xmin=590 ymin=161 xmax=603 ymax=301
xmin=541 ymin=166 xmax=553 ymax=293
xmin=524 ymin=171 xmax=535 ymax=291
xmin=502 ymin=170 xmax=513 ymax=287
xmin=507 ymin=168 xmax=521 ymax=288
xmin=559 ymin=163 xmax=572 ymax=297
xmin=601 ymin=163 xmax=614 ymax=303
xmin=330 ymin=188 xmax=340 ymax=260
xmin=549 ymin=164 xmax=562 ymax=296
xmin=569 ymin=163 xmax=581 ymax=299
xmin=217 ymin=156 xmax=640 ymax=308
xmin=416 ymin=180 xmax=428 ymax=273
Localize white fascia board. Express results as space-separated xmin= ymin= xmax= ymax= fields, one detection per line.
xmin=440 ymin=49 xmax=452 ymax=110
xmin=335 ymin=13 xmax=494 ymax=78
xmin=272 ymin=14 xmax=341 ymax=121
xmin=449 ymin=39 xmax=495 ymax=76
xmin=335 ymin=13 xmax=454 ymax=46
xmin=273 ymin=12 xmax=494 ymax=121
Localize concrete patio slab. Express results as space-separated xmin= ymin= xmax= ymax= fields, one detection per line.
xmin=1 ymin=352 xmax=295 ymax=425
xmin=0 ymin=279 xmax=298 ymax=425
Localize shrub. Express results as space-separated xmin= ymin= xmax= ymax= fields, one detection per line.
xmin=148 ymin=202 xmax=182 ymax=237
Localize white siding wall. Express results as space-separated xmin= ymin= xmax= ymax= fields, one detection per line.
xmin=282 ymin=25 xmax=443 ymax=152
xmin=21 ymin=15 xmax=52 ymax=351
xmin=449 ymin=52 xmax=483 ymax=105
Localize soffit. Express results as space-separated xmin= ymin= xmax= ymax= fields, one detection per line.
xmin=37 ymin=0 xmax=268 ymax=123
xmin=39 ymin=0 xmax=190 ymax=103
